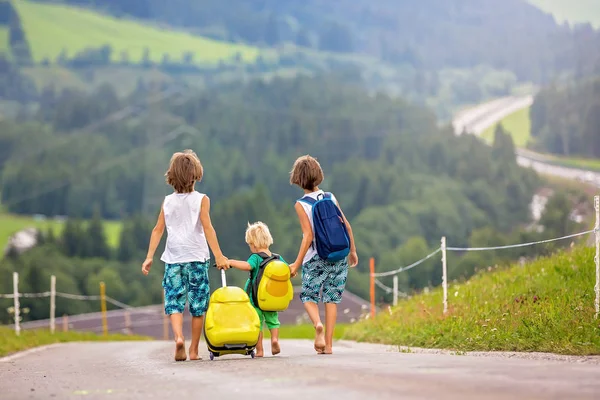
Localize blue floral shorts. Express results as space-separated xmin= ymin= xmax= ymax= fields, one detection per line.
xmin=162 ymin=261 xmax=210 ymax=317
xmin=301 ymin=255 xmax=348 ymax=304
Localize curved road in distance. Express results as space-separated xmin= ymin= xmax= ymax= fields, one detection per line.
xmin=1 ymin=341 xmax=599 ymax=400
xmin=452 ymin=95 xmax=600 ymax=187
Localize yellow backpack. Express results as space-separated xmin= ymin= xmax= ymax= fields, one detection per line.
xmin=247 ymin=253 xmax=293 ymax=312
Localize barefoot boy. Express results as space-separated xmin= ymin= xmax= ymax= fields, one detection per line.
xmin=142 ymin=149 xmax=229 ymax=361
xmin=288 ymin=155 xmax=358 ymax=355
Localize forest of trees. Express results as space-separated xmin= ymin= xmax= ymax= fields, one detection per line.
xmin=32 ymin=0 xmax=600 ymax=83
xmin=530 ymin=77 xmax=600 ymax=158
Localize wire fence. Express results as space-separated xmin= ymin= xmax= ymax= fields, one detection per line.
xmin=3 ymin=197 xmax=600 ymax=335
xmin=369 ymin=195 xmax=600 ymax=319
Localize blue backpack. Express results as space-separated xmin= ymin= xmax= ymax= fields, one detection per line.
xmin=298 ymin=192 xmax=350 ymax=262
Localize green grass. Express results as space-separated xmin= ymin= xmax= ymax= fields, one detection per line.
xmin=14 ymin=0 xmax=262 ymax=65
xmin=482 ymin=105 xmax=600 ymax=172
xmin=0 ymin=213 xmax=123 ymax=256
xmin=0 ymin=26 xmax=10 ymax=57
xmin=528 ymin=0 xmax=600 ymax=28
xmin=482 ymin=106 xmax=531 ymax=147
xmin=264 ymin=324 xmax=349 ymax=340
xmin=0 ymin=326 xmax=150 ymax=357
xmin=345 ymin=246 xmax=600 ymax=355
xmin=544 ymin=155 xmax=600 ymax=172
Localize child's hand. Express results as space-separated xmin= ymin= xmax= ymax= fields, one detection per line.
xmin=289 ymin=262 xmax=300 ymax=278
xmin=142 ymin=258 xmax=153 ymax=275
xmin=348 ymin=251 xmax=358 ymax=268
xmin=216 ymin=255 xmax=230 ymax=270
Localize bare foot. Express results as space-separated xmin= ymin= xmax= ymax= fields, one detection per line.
xmin=255 ymin=349 xmax=264 ymax=358
xmin=314 ymin=323 xmax=325 ymax=354
xmin=188 ymin=348 xmax=202 ymax=361
xmin=174 ymin=338 xmax=187 ymax=361
xmin=322 ymin=346 xmax=333 ymax=355
xmin=271 ymin=340 xmax=281 ymax=356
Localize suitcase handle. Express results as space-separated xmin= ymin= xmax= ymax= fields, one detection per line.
xmin=212 ymin=263 xmax=227 ymax=287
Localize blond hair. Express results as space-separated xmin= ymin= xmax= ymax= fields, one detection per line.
xmin=245 ymin=221 xmax=273 ymax=249
xmin=289 ymin=154 xmax=324 ymax=190
xmin=165 ymin=149 xmax=203 ymax=193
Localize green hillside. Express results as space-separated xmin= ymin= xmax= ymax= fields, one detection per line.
xmin=13 ymin=0 xmax=262 ymax=65
xmin=482 ymin=106 xmax=531 ymax=147
xmin=0 ymin=26 xmax=9 ymax=56
xmin=528 ymin=0 xmax=600 ymax=28
xmin=345 ymin=245 xmax=600 ymax=355
xmin=0 ymin=213 xmax=122 ymax=257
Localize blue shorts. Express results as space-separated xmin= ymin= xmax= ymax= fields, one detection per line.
xmin=162 ymin=261 xmax=210 ymax=317
xmin=300 ymin=255 xmax=348 ymax=304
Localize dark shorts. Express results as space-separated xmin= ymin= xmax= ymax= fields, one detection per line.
xmin=300 ymin=255 xmax=348 ymax=304
xmin=162 ymin=261 xmax=210 ymax=317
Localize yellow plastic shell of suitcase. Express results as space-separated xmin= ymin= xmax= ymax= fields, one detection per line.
xmin=204 ymin=270 xmax=261 ymax=359
xmin=257 ymin=260 xmax=293 ymax=312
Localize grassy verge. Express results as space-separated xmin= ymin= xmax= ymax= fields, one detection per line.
xmin=264 ymin=324 xmax=349 ymax=340
xmin=481 ymin=105 xmax=600 ymax=172
xmin=345 ymin=246 xmax=600 ymax=355
xmin=482 ymin=106 xmax=531 ymax=147
xmin=0 ymin=326 xmax=150 ymax=357
xmin=0 ymin=213 xmax=123 ymax=256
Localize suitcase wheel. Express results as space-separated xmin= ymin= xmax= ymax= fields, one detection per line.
xmin=250 ymin=350 xmax=255 ymax=359
xmin=209 ymin=351 xmax=215 ymax=361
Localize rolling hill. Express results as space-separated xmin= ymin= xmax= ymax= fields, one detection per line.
xmin=10 ymin=0 xmax=263 ymax=65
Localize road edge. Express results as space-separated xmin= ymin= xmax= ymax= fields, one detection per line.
xmin=0 ymin=343 xmax=65 ymax=363
xmin=336 ymin=340 xmax=600 ymax=364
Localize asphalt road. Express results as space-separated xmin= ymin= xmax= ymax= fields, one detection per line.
xmin=452 ymin=95 xmax=600 ymax=187
xmin=1 ymin=340 xmax=599 ymax=400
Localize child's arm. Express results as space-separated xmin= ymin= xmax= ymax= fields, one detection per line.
xmin=338 ymin=203 xmax=358 ymax=267
xmin=289 ymin=202 xmax=314 ymax=276
xmin=142 ymin=205 xmax=166 ymax=275
xmin=229 ymin=259 xmax=252 ymax=271
xmin=199 ymin=195 xmax=229 ymax=269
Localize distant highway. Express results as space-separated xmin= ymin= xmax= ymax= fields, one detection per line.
xmin=452 ymin=95 xmax=600 ymax=187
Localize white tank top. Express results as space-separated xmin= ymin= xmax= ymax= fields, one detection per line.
xmin=297 ymin=190 xmax=339 ymax=265
xmin=160 ymin=191 xmax=210 ymax=264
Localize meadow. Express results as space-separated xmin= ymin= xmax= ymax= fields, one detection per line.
xmin=13 ymin=0 xmax=262 ymax=65
xmin=0 ymin=213 xmax=122 ymax=256
xmin=345 ymin=246 xmax=600 ymax=355
xmin=481 ymin=106 xmax=531 ymax=147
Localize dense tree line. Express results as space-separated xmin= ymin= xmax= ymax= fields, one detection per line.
xmin=34 ymin=0 xmax=600 ymax=82
xmin=530 ymin=77 xmax=600 ymax=158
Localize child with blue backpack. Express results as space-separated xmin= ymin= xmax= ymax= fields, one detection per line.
xmin=288 ymin=155 xmax=358 ymax=355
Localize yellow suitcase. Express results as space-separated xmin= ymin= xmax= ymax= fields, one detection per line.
xmin=204 ymin=269 xmax=261 ymax=360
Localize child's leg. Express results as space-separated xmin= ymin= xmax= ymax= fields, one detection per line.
xmin=256 ymin=331 xmax=264 ymax=357
xmin=265 ymin=312 xmax=281 ymax=355
xmin=322 ymin=259 xmax=349 ymax=354
xmin=187 ymin=261 xmax=210 ymax=360
xmin=170 ymin=313 xmax=187 ymax=361
xmin=324 ymin=304 xmax=337 ymax=353
xmin=255 ymin=308 xmax=265 ymax=357
xmin=189 ymin=316 xmax=204 ymax=360
xmin=300 ymin=257 xmax=328 ymax=353
xmin=163 ymin=263 xmax=188 ymax=361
